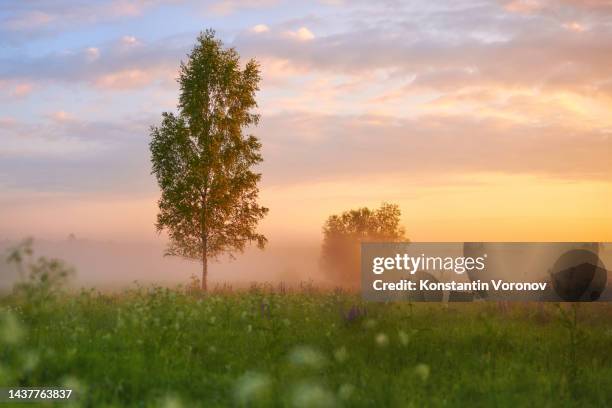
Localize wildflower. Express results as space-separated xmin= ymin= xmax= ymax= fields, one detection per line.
xmin=288 ymin=346 xmax=326 ymax=369
xmin=398 ymin=330 xmax=410 ymax=346
xmin=233 ymin=372 xmax=270 ymax=405
xmin=22 ymin=351 xmax=39 ymax=372
xmin=160 ymin=394 xmax=183 ymax=408
xmin=338 ymin=383 xmax=355 ymax=400
xmin=61 ymin=376 xmax=84 ymax=394
xmin=343 ymin=305 xmax=367 ymax=324
xmin=67 ymin=347 xmax=77 ymax=358
xmin=363 ymin=318 xmax=377 ymax=330
xmin=0 ymin=312 xmax=25 ymax=345
xmin=414 ymin=363 xmax=430 ymax=382
xmin=260 ymin=300 xmax=271 ymax=318
xmin=375 ymin=333 xmax=389 ymax=347
xmin=334 ymin=346 xmax=348 ymax=363
xmin=291 ymin=382 xmax=336 ymax=408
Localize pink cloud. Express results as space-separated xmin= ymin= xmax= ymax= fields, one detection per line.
xmin=562 ymin=21 xmax=587 ymax=32
xmin=50 ymin=111 xmax=73 ymax=122
xmin=4 ymin=11 xmax=55 ymax=31
xmin=121 ymin=35 xmax=139 ymax=46
xmin=503 ymin=0 xmax=543 ymax=14
xmin=93 ymin=66 xmax=176 ymax=90
xmin=251 ymin=24 xmax=270 ymax=34
xmin=504 ymin=0 xmax=612 ymax=14
xmin=208 ymin=0 xmax=278 ymax=16
xmin=108 ymin=0 xmax=151 ymax=17
xmin=95 ymin=69 xmax=154 ymax=89
xmin=11 ymin=83 xmax=34 ymax=98
xmin=559 ymin=0 xmax=612 ymax=10
xmin=285 ymin=27 xmax=315 ymax=41
xmin=85 ymin=47 xmax=101 ymax=62
xmin=0 ymin=117 xmax=17 ymax=127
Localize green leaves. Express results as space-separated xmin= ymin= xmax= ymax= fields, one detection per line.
xmin=5 ymin=239 xmax=74 ymax=302
xmin=321 ymin=203 xmax=406 ymax=285
xmin=149 ymin=29 xmax=268 ymax=281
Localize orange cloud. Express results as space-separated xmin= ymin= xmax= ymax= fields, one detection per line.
xmin=50 ymin=111 xmax=73 ymax=122
xmin=503 ymin=0 xmax=543 ymax=14
xmin=562 ymin=21 xmax=587 ymax=32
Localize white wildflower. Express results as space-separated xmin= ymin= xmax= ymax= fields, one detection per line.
xmin=234 ymin=372 xmax=270 ymax=405
xmin=414 ymin=363 xmax=430 ymax=382
xmin=375 ymin=333 xmax=389 ymax=347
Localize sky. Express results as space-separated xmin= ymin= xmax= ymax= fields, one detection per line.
xmin=1 ymin=0 xmax=612 ymax=247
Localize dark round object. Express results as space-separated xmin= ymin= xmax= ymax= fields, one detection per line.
xmin=551 ymin=249 xmax=607 ymax=301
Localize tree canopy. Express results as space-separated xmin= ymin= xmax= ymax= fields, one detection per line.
xmin=321 ymin=203 xmax=407 ymax=285
xmin=150 ymin=29 xmax=268 ymax=290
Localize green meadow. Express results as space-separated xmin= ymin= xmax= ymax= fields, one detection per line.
xmin=2 ymin=285 xmax=612 ymax=407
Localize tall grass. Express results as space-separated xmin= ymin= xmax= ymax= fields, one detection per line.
xmin=1 ymin=284 xmax=612 ymax=407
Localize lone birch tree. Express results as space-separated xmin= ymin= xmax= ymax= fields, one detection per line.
xmin=150 ymin=30 xmax=268 ymax=290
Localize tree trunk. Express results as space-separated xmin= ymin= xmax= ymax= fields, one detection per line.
xmin=201 ymin=187 xmax=208 ymax=291
xmin=201 ymin=250 xmax=208 ymax=291
xmin=201 ymin=228 xmax=208 ymax=291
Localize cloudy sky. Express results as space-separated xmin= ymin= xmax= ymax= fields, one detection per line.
xmin=1 ymin=0 xmax=611 ymax=244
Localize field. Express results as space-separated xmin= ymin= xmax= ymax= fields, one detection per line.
xmin=2 ymin=283 xmax=612 ymax=408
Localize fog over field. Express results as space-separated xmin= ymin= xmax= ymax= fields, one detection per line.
xmin=2 ymin=236 xmax=611 ymax=293
xmin=0 ymin=237 xmax=322 ymax=291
